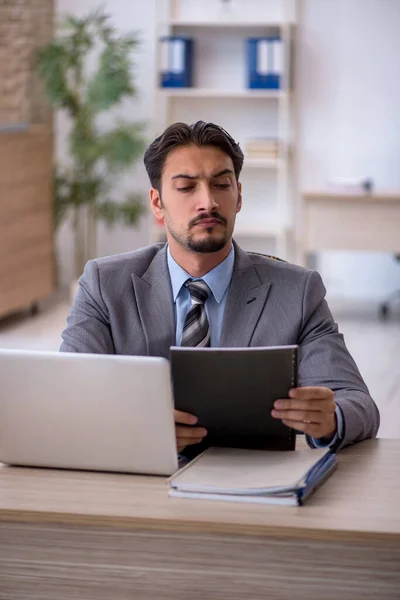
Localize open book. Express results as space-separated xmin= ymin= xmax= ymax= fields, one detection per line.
xmin=168 ymin=446 xmax=337 ymax=506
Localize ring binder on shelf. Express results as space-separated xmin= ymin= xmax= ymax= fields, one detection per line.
xmin=247 ymin=37 xmax=283 ymax=89
xmin=160 ymin=36 xmax=194 ymax=88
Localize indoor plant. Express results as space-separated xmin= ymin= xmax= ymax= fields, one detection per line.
xmin=36 ymin=7 xmax=146 ymax=284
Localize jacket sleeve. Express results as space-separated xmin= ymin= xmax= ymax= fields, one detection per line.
xmin=60 ymin=260 xmax=115 ymax=354
xmin=298 ymin=270 xmax=380 ymax=450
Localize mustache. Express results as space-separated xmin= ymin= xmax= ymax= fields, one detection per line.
xmin=189 ymin=213 xmax=227 ymax=228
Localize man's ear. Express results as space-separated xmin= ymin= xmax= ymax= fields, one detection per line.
xmin=149 ymin=188 xmax=164 ymax=224
xmin=236 ymin=182 xmax=242 ymax=213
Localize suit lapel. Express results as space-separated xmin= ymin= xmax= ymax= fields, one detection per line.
xmin=220 ymin=244 xmax=272 ymax=347
xmin=131 ymin=246 xmax=175 ymax=359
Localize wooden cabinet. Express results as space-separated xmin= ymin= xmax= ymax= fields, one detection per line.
xmin=0 ymin=125 xmax=54 ymax=318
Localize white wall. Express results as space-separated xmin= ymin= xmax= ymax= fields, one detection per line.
xmin=298 ymin=0 xmax=400 ymax=300
xmin=55 ymin=0 xmax=400 ymax=300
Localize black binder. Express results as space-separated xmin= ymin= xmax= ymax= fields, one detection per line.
xmin=171 ymin=345 xmax=298 ymax=453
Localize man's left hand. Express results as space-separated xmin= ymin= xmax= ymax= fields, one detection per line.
xmin=271 ymin=386 xmax=337 ymax=441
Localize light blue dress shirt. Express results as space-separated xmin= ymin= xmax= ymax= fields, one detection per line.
xmin=167 ymin=246 xmax=235 ymax=347
xmin=167 ymin=245 xmax=343 ymax=449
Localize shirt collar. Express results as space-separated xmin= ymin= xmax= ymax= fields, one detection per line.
xmin=167 ymin=245 xmax=235 ymax=303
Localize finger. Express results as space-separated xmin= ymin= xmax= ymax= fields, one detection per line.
xmin=274 ymin=398 xmax=334 ymax=412
xmin=177 ymin=436 xmax=204 ymax=445
xmin=177 ymin=437 xmax=204 ymax=451
xmin=282 ymin=419 xmax=321 ymax=436
xmin=271 ymin=409 xmax=324 ymax=423
xmin=174 ymin=409 xmax=198 ymax=425
xmin=176 ymin=425 xmax=207 ymax=438
xmin=282 ymin=419 xmax=335 ymax=439
xmin=289 ymin=387 xmax=333 ymax=400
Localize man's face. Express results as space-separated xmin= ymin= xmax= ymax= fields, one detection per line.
xmin=150 ymin=145 xmax=242 ymax=253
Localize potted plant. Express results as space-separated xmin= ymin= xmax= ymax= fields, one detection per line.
xmin=36 ymin=7 xmax=146 ymax=291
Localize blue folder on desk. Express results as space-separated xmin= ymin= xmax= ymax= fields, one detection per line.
xmin=169 ymin=447 xmax=337 ymax=506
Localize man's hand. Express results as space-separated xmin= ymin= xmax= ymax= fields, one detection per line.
xmin=271 ymin=387 xmax=337 ymax=441
xmin=174 ymin=409 xmax=207 ymax=452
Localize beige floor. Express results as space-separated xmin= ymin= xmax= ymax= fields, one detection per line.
xmin=0 ymin=297 xmax=399 ymax=439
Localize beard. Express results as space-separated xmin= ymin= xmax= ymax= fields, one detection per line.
xmin=186 ymin=230 xmax=228 ymax=253
xmin=165 ymin=211 xmax=233 ymax=254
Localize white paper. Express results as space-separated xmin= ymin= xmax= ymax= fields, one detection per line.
xmin=257 ymin=39 xmax=269 ymax=76
xmin=171 ymin=39 xmax=185 ymax=74
xmin=169 ymin=489 xmax=299 ymax=506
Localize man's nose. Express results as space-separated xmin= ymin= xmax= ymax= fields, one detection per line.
xmin=197 ymin=187 xmax=218 ymax=212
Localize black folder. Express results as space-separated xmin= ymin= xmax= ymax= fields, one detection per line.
xmin=171 ymin=345 xmax=298 ymax=452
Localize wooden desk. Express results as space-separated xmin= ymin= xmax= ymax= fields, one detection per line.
xmin=1 ymin=439 xmax=400 ymax=599
xmin=302 ymin=191 xmax=400 ymax=256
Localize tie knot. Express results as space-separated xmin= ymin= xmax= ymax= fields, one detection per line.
xmin=185 ymin=279 xmax=211 ymax=304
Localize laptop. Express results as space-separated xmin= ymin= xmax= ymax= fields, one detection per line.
xmin=0 ymin=349 xmax=178 ymax=476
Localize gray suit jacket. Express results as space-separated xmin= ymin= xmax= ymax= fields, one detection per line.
xmin=60 ymin=242 xmax=380 ymax=450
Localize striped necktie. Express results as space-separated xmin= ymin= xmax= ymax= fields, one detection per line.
xmin=180 ymin=279 xmax=211 ymax=347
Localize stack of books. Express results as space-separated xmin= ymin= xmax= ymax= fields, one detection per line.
xmin=245 ymin=138 xmax=280 ymax=159
xmin=168 ymin=446 xmax=337 ymax=506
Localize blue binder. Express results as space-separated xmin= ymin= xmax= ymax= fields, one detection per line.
xmin=247 ymin=37 xmax=283 ymax=89
xmin=160 ymin=36 xmax=194 ymax=88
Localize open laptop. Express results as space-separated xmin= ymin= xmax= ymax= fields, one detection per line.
xmin=0 ymin=349 xmax=178 ymax=476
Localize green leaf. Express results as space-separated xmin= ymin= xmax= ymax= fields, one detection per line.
xmin=69 ymin=119 xmax=100 ymax=167
xmin=119 ymin=32 xmax=140 ymax=50
xmin=96 ymin=194 xmax=145 ymax=227
xmin=53 ymin=170 xmax=72 ymax=229
xmin=119 ymin=194 xmax=146 ymax=226
xmin=36 ymin=42 xmax=78 ymax=114
xmin=63 ymin=15 xmax=83 ymax=30
xmin=87 ymin=34 xmax=139 ymax=112
xmin=78 ymin=178 xmax=105 ymax=205
xmin=98 ymin=122 xmax=146 ymax=172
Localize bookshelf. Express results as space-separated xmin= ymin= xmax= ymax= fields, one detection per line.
xmin=160 ymin=89 xmax=286 ymax=98
xmin=167 ymin=20 xmax=291 ymax=28
xmin=151 ymin=0 xmax=297 ymax=260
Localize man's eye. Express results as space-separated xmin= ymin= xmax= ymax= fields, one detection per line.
xmin=177 ymin=186 xmax=194 ymax=192
xmin=215 ymin=183 xmax=230 ymax=189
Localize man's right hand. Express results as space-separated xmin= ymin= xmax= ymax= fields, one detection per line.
xmin=174 ymin=409 xmax=207 ymax=453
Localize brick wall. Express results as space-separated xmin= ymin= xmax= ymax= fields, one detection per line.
xmin=0 ymin=0 xmax=53 ymax=125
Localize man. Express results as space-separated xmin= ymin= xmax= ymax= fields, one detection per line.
xmin=61 ymin=121 xmax=380 ymax=453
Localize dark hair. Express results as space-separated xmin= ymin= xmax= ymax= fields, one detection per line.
xmin=143 ymin=121 xmax=244 ymax=191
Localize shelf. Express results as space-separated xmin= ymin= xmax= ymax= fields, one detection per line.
xmin=233 ymin=224 xmax=287 ymax=238
xmin=243 ymin=156 xmax=283 ymax=169
xmin=167 ymin=20 xmax=293 ymax=28
xmin=159 ymin=88 xmax=285 ymax=99
xmin=303 ymin=190 xmax=400 ymax=202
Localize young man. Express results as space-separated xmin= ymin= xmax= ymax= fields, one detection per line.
xmin=61 ymin=121 xmax=379 ymax=453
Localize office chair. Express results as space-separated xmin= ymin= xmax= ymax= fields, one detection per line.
xmin=379 ymin=254 xmax=400 ymax=319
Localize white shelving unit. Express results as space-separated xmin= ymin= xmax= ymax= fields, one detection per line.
xmin=151 ymin=0 xmax=297 ymax=260
xmin=160 ymin=89 xmax=285 ymax=98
